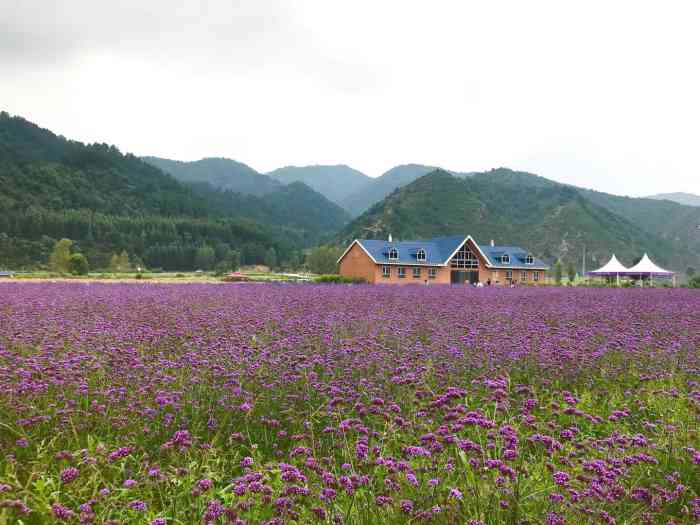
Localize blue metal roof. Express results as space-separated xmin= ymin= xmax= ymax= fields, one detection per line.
xmin=358 ymin=236 xmax=464 ymax=265
xmin=478 ymin=245 xmax=549 ymax=269
xmin=353 ymin=237 xmax=549 ymax=269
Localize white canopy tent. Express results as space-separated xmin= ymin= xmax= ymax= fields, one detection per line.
xmin=624 ymin=253 xmax=674 ymax=285
xmin=587 ymin=254 xmax=630 ymax=286
xmin=588 ymin=253 xmax=629 ymax=286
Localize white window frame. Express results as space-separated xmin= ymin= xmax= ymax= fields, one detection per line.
xmin=520 ymin=270 xmax=527 ymax=282
xmin=525 ymin=254 xmax=534 ymax=265
xmin=416 ymin=249 xmax=426 ymax=262
xmin=428 ymin=268 xmax=437 ymax=279
xmin=501 ymin=254 xmax=510 ymax=264
xmin=388 ymin=248 xmax=399 ymax=260
xmin=397 ymin=267 xmax=406 ymax=278
xmin=413 ymin=267 xmax=421 ymax=279
xmin=533 ymin=271 xmax=540 ymax=282
xmin=382 ymin=265 xmax=390 ymax=278
xmin=450 ymin=244 xmax=479 ymax=269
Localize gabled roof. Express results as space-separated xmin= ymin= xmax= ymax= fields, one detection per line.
xmin=353 ymin=235 xmax=466 ymax=265
xmin=478 ymin=245 xmax=549 ymax=270
xmin=338 ymin=236 xmax=548 ymax=269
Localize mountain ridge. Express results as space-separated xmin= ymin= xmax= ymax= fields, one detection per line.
xmin=0 ymin=112 xmax=345 ymax=270
xmin=646 ymin=192 xmax=700 ymax=207
xmin=266 ymin=164 xmax=371 ymax=206
xmin=338 ymin=169 xmax=698 ymax=273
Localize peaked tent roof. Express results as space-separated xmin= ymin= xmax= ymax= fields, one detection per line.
xmin=624 ymin=254 xmax=674 ymax=276
xmin=587 ymin=254 xmax=629 ymax=275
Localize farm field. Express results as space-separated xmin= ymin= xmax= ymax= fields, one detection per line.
xmin=0 ymin=283 xmax=698 ymax=524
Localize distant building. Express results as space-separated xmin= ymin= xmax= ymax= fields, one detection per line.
xmin=337 ymin=235 xmax=549 ymax=285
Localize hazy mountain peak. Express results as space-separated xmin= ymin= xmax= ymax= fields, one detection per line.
xmin=266 ymin=164 xmax=371 ymax=206
xmin=646 ymin=192 xmax=700 ymax=207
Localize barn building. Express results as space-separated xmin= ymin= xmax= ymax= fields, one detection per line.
xmin=337 ymin=235 xmax=549 ymax=285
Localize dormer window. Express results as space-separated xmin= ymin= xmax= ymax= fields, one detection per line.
xmin=388 ymin=248 xmax=399 ymax=260
xmin=501 ymin=254 xmax=510 ymax=264
xmin=525 ymin=254 xmax=534 ymax=265
xmin=416 ymin=249 xmax=426 ymax=262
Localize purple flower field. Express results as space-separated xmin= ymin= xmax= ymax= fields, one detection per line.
xmin=0 ymin=283 xmax=699 ymax=524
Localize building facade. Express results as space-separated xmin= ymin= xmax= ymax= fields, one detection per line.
xmin=338 ymin=235 xmax=549 ymax=285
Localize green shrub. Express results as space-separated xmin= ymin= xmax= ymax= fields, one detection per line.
xmin=68 ymin=253 xmax=89 ymax=275
xmin=314 ymin=274 xmax=365 ymax=284
xmin=689 ymin=276 xmax=700 ymax=288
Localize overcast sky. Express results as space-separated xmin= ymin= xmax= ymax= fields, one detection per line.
xmin=2 ymin=0 xmax=699 ymax=196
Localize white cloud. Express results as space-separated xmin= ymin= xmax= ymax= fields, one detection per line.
xmin=1 ymin=0 xmax=698 ymax=196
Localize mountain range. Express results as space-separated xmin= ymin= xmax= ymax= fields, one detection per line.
xmin=0 ymin=112 xmax=346 ymax=270
xmin=2 ymin=111 xmax=699 ymax=274
xmin=339 ymin=169 xmax=700 ymax=273
xmin=646 ymin=192 xmax=700 ymax=207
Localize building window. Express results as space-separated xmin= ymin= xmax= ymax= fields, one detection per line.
xmin=416 ymin=249 xmax=426 ymax=262
xmin=520 ymin=270 xmax=527 ymax=282
xmin=413 ymin=267 xmax=421 ymax=279
xmin=389 ymin=248 xmax=398 ymax=260
xmin=398 ymin=267 xmax=406 ymax=278
xmin=501 ymin=254 xmax=510 ymax=264
xmin=382 ymin=266 xmax=390 ymax=278
xmin=506 ymin=270 xmax=513 ymax=284
xmin=428 ymin=268 xmax=437 ymax=279
xmin=491 ymin=271 xmax=498 ymax=281
xmin=450 ymin=244 xmax=478 ymax=269
xmin=525 ymin=254 xmax=534 ymax=265
xmin=533 ymin=271 xmax=540 ymax=282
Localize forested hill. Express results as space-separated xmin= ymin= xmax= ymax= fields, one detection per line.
xmin=0 ymin=112 xmax=345 ymax=270
xmin=142 ymin=156 xmax=351 ymax=236
xmin=338 ymin=169 xmax=699 ymax=273
xmin=267 ymin=165 xmax=372 ymax=206
xmin=142 ymin=156 xmax=283 ymax=197
xmin=0 ymin=114 xmax=205 ymax=216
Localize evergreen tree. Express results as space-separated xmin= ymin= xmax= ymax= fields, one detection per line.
xmin=229 ymin=250 xmax=241 ymax=271
xmin=306 ymin=246 xmax=342 ymax=275
xmin=264 ymin=247 xmax=277 ymax=269
xmin=553 ymin=260 xmax=563 ymax=285
xmin=194 ymin=245 xmax=215 ymax=270
xmin=109 ymin=250 xmax=131 ymax=272
xmin=567 ymin=262 xmax=576 ymax=283
xmin=49 ymin=238 xmax=73 ymax=274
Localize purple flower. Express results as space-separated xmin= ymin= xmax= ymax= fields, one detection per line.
xmin=449 ymin=487 xmax=463 ymax=500
xmin=197 ymin=478 xmax=213 ymax=491
xmin=129 ymin=500 xmax=147 ymax=511
xmin=51 ymin=503 xmax=74 ymax=520
xmin=553 ymin=471 xmax=570 ymax=486
xmin=60 ymin=467 xmax=79 ymax=484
